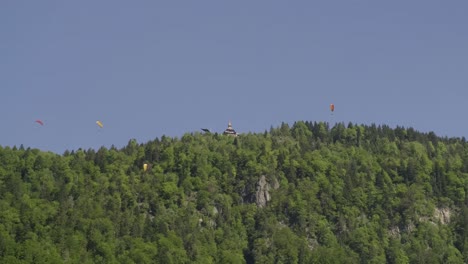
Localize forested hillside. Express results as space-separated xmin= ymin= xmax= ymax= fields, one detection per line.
xmin=1 ymin=121 xmax=468 ymax=263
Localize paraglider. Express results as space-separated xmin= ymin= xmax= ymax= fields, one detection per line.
xmin=96 ymin=121 xmax=103 ymax=128
xmin=330 ymin=104 xmax=335 ymax=112
xmin=201 ymin=128 xmax=211 ymax=133
xmin=35 ymin=120 xmax=44 ymax=126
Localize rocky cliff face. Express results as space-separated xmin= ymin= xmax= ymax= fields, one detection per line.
xmin=389 ymin=207 xmax=453 ymax=238
xmin=433 ymin=207 xmax=451 ymax=224
xmin=255 ymin=175 xmax=279 ymax=208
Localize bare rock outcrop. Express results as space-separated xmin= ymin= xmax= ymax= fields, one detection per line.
xmin=434 ymin=207 xmax=451 ymax=225
xmin=255 ymin=175 xmax=279 ymax=207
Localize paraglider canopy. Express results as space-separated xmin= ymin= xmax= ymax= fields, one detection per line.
xmin=35 ymin=120 xmax=44 ymax=126
xmin=96 ymin=121 xmax=103 ymax=128
xmin=201 ymin=128 xmax=211 ymax=133
xmin=330 ymin=104 xmax=335 ymax=112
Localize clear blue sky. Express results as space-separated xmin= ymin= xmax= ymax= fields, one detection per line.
xmin=1 ymin=1 xmax=467 ymax=153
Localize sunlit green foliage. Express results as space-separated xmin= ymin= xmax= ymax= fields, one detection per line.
xmin=1 ymin=122 xmax=468 ymax=263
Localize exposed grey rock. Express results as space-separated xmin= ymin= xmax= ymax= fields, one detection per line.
xmin=434 ymin=207 xmax=451 ymax=225
xmin=256 ymin=175 xmax=271 ymax=207
xmin=388 ymin=226 xmax=400 ymax=238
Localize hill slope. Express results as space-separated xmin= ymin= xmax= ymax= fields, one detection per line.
xmin=1 ymin=121 xmax=468 ymax=263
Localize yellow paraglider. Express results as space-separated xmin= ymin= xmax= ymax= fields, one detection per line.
xmin=143 ymin=163 xmax=148 ymax=172
xmin=96 ymin=121 xmax=103 ymax=128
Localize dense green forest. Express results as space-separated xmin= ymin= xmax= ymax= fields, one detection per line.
xmin=1 ymin=121 xmax=468 ymax=263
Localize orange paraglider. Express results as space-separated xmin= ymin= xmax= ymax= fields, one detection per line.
xmin=330 ymin=104 xmax=335 ymax=112
xmin=35 ymin=120 xmax=44 ymax=126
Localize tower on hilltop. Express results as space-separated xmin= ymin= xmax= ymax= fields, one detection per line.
xmin=223 ymin=121 xmax=237 ymax=137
